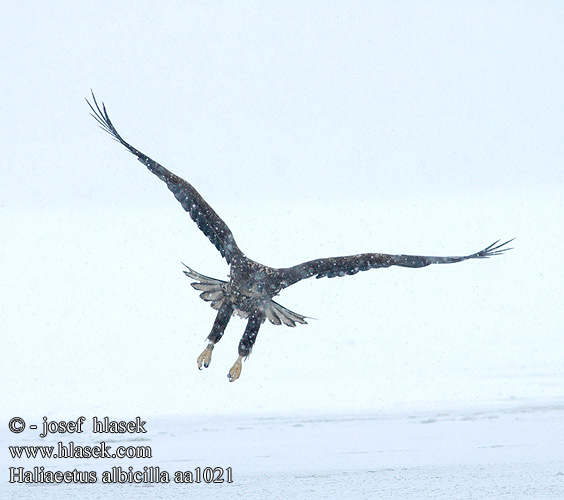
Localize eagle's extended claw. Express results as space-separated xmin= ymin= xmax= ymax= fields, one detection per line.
xmin=227 ymin=356 xmax=243 ymax=382
xmin=197 ymin=343 xmax=214 ymax=370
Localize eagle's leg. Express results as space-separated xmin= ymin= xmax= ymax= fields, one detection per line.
xmin=197 ymin=303 xmax=233 ymax=370
xmin=228 ymin=314 xmax=263 ymax=382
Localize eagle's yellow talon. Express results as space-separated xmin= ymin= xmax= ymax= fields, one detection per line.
xmin=197 ymin=344 xmax=214 ymax=370
xmin=227 ymin=356 xmax=243 ymax=382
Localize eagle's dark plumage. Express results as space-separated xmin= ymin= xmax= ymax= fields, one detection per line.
xmin=87 ymin=92 xmax=513 ymax=382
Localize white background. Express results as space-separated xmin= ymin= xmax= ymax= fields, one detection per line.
xmin=1 ymin=3 xmax=563 ymax=496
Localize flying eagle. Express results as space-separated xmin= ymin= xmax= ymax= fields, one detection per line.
xmin=87 ymin=93 xmax=513 ymax=382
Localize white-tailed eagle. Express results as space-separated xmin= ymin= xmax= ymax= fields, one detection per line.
xmin=87 ymin=92 xmax=513 ymax=382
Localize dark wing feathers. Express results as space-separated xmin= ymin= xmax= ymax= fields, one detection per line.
xmin=87 ymin=92 xmax=242 ymax=264
xmin=88 ymin=92 xmax=513 ymax=281
xmin=281 ymin=239 xmax=514 ymax=287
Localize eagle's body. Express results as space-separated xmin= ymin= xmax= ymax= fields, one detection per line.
xmin=87 ymin=93 xmax=513 ymax=382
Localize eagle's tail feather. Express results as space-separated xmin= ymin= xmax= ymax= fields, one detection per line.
xmin=265 ymin=301 xmax=309 ymax=327
xmin=182 ymin=264 xmax=228 ymax=310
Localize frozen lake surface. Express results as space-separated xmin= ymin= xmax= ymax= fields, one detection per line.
xmin=2 ymin=400 xmax=563 ymax=499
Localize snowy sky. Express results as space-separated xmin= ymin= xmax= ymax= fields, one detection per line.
xmin=2 ymin=1 xmax=563 ymax=419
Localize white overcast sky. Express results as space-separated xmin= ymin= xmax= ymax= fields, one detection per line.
xmin=1 ymin=2 xmax=563 ymax=417
xmin=2 ymin=1 xmax=562 ymax=208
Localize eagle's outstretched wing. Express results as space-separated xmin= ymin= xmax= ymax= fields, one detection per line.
xmin=279 ymin=239 xmax=514 ymax=287
xmin=87 ymin=92 xmax=242 ymax=264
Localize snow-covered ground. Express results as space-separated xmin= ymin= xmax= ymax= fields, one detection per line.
xmin=2 ymin=402 xmax=563 ymax=499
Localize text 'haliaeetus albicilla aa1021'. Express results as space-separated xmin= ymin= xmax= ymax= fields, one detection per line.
xmin=87 ymin=92 xmax=513 ymax=382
